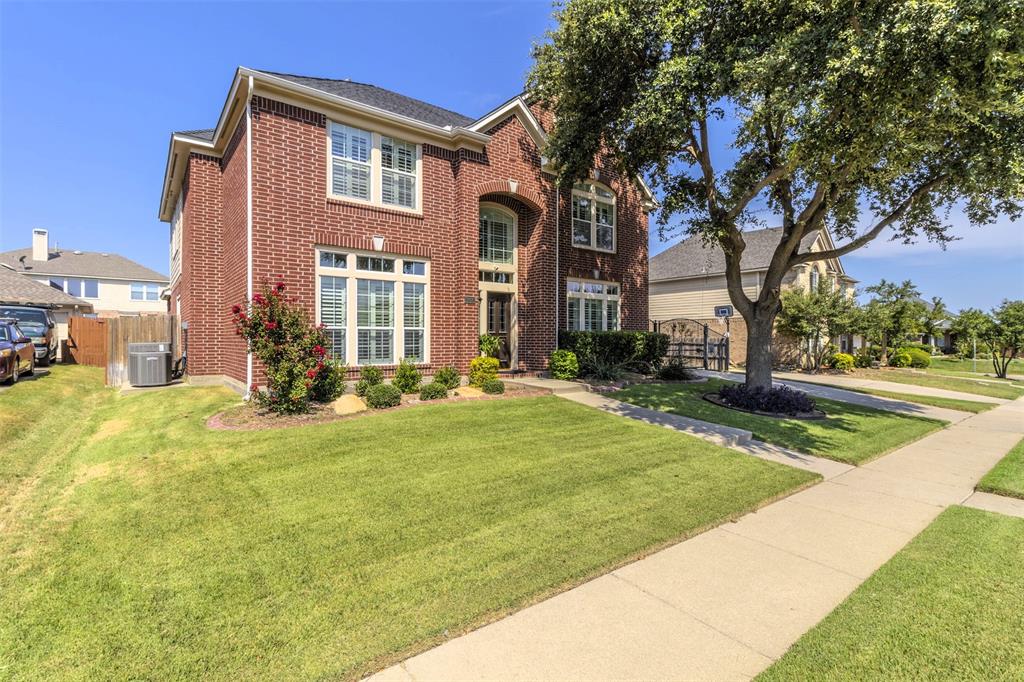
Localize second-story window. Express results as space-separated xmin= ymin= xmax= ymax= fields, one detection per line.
xmin=571 ymin=182 xmax=616 ymax=252
xmin=330 ymin=123 xmax=372 ymax=201
xmin=329 ymin=121 xmax=420 ymax=211
xmin=381 ymin=137 xmax=417 ymax=209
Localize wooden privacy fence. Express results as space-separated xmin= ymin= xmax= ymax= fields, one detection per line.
xmin=67 ymin=315 xmax=179 ymax=386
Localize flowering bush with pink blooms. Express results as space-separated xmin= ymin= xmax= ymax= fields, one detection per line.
xmin=232 ymin=276 xmax=346 ymax=413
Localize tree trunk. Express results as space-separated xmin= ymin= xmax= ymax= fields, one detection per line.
xmin=744 ymin=306 xmax=778 ymax=390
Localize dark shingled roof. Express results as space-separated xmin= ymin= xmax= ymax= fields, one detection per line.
xmin=650 ymin=227 xmax=822 ymax=281
xmin=176 ymin=129 xmax=215 ymax=141
xmin=0 ymin=267 xmax=92 ymax=308
xmin=0 ymin=248 xmax=168 ymax=282
xmin=257 ymin=70 xmax=475 ymax=128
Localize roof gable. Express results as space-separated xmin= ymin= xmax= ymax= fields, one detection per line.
xmin=650 ymin=227 xmax=835 ymax=281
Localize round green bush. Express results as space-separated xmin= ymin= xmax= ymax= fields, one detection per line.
xmin=364 ymin=383 xmax=402 ymax=408
xmin=392 ymin=358 xmax=422 ymax=393
xmin=549 ymin=349 xmax=579 ymax=380
xmin=902 ymin=347 xmax=932 ymax=368
xmin=830 ymin=352 xmax=855 ymax=372
xmin=889 ymin=349 xmax=913 ymax=368
xmin=355 ymin=365 xmax=384 ymax=397
xmin=433 ymin=365 xmax=461 ymax=390
xmin=481 ymin=378 xmax=505 ymax=395
xmin=469 ymin=356 xmax=500 ymax=387
xmin=418 ymin=381 xmax=449 ymax=401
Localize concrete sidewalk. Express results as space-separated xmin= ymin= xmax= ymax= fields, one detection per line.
xmin=369 ymin=398 xmax=1024 ymax=682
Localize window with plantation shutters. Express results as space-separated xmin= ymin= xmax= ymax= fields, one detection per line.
xmin=381 ymin=136 xmax=417 ymax=209
xmin=330 ymin=123 xmax=372 ymax=201
xmin=403 ymin=282 xmax=425 ymax=363
xmin=566 ymin=279 xmax=620 ymax=331
xmin=357 ymin=279 xmax=395 ymax=365
xmin=319 ymin=275 xmax=347 ymax=362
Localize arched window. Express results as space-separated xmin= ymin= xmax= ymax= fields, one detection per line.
xmin=479 ymin=206 xmax=515 ymax=265
xmin=571 ymin=182 xmax=616 ymax=252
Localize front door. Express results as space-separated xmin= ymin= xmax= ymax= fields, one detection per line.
xmin=486 ymin=292 xmax=513 ymax=368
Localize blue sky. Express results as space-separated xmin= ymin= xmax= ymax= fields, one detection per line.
xmin=2 ymin=1 xmax=1021 ymax=312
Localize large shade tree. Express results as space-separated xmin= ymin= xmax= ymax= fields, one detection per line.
xmin=528 ymin=0 xmax=1024 ymax=388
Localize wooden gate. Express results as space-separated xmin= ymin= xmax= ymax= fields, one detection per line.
xmin=66 ymin=317 xmax=108 ymax=367
xmin=651 ymin=318 xmax=730 ymax=371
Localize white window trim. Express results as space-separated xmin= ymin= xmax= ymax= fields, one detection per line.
xmin=130 ymin=282 xmax=160 ymax=302
xmin=478 ymin=202 xmax=518 ymax=274
xmin=49 ymin=276 xmax=101 ymax=300
xmin=326 ymin=119 xmax=423 ymax=215
xmin=315 ymin=246 xmax=430 ymax=366
xmin=566 ymin=278 xmax=621 ymax=331
xmin=571 ymin=181 xmax=617 ymax=254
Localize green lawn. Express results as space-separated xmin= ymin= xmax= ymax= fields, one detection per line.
xmin=0 ymin=366 xmax=817 ymax=680
xmin=977 ymin=437 xmax=1024 ymax=500
xmin=853 ymin=368 xmax=1024 ymax=400
xmin=929 ymin=355 xmax=1024 ymax=379
xmin=758 ymin=506 xmax=1024 ymax=681
xmin=613 ymin=379 xmax=945 ymax=465
xmin=820 ymin=385 xmax=997 ymax=414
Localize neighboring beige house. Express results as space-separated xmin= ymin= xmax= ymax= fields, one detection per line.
xmin=0 ymin=229 xmax=169 ymax=318
xmin=0 ymin=263 xmax=94 ymax=360
xmin=649 ymin=227 xmax=859 ymax=365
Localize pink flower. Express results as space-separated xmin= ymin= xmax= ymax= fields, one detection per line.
xmin=231 ymin=304 xmax=241 ymax=314
xmin=265 ymin=321 xmax=278 ymax=330
xmin=275 ymin=282 xmax=286 ymax=292
xmin=313 ymin=344 xmax=326 ymax=357
xmin=249 ymin=383 xmax=258 ymax=392
xmin=253 ymin=294 xmax=267 ymax=306
xmin=306 ymin=368 xmax=317 ymax=379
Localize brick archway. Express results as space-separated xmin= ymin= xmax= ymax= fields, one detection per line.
xmin=475 ymin=180 xmax=545 ymax=213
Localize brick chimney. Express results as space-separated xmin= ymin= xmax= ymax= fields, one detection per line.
xmin=32 ymin=228 xmax=48 ymax=261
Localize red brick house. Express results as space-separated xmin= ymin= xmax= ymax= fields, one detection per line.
xmin=159 ymin=68 xmax=656 ymax=392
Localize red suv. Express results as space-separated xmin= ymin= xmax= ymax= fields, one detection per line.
xmin=0 ymin=319 xmax=35 ymax=384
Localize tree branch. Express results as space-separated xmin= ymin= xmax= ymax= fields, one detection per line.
xmin=695 ymin=115 xmax=721 ymax=217
xmin=789 ymin=175 xmax=948 ymax=266
xmin=724 ymin=164 xmax=792 ymax=221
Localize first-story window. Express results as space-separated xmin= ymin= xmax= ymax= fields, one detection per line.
xmin=319 ymin=275 xmax=347 ymax=362
xmin=404 ymin=282 xmax=426 ymax=363
xmin=357 ymin=279 xmax=394 ymax=365
xmin=566 ymin=279 xmax=620 ymax=331
xmin=317 ymin=248 xmax=429 ymax=366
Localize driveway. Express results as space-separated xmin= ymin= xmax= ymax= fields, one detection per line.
xmin=0 ymin=366 xmax=51 ymax=392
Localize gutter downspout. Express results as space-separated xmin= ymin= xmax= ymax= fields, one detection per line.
xmin=245 ymin=75 xmax=254 ymax=398
xmin=554 ymin=187 xmax=560 ymax=348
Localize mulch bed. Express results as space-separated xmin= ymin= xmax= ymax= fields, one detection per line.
xmin=206 ymin=381 xmax=551 ymax=431
xmin=702 ymin=392 xmax=827 ymax=420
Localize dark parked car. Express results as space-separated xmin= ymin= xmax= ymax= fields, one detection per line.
xmin=0 ymin=319 xmax=35 ymax=384
xmin=0 ymin=306 xmax=57 ymax=365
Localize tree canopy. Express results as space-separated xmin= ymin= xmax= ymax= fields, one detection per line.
xmin=529 ymin=0 xmax=1024 ymax=387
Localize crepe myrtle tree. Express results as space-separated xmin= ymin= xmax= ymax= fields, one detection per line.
xmin=528 ymin=0 xmax=1024 ymax=389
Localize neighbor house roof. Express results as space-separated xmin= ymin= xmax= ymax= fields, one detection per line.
xmin=257 ymin=71 xmax=475 ymax=128
xmin=0 ymin=266 xmax=92 ymax=308
xmin=175 ymin=128 xmax=215 ymax=141
xmin=0 ymin=248 xmax=168 ymax=283
xmin=650 ymin=227 xmax=824 ymax=282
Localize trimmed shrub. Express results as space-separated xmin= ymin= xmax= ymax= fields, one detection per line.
xmin=718 ymin=384 xmax=817 ymax=416
xmin=549 ymin=349 xmax=579 ymax=380
xmin=854 ymin=349 xmax=873 ymax=368
xmin=558 ymin=330 xmax=669 ymax=376
xmin=481 ymin=378 xmax=505 ymax=395
xmin=433 ymin=365 xmax=461 ymax=390
xmin=901 ymin=341 xmax=933 ymax=353
xmin=830 ymin=352 xmax=855 ymax=372
xmin=889 ymin=349 xmax=913 ymax=368
xmin=355 ymin=365 xmax=384 ymax=397
xmin=658 ymin=359 xmax=695 ymax=381
xmin=902 ymin=347 xmax=932 ymax=368
xmin=231 ymin=277 xmax=346 ymax=414
xmin=392 ymin=358 xmax=422 ymax=393
xmin=479 ymin=334 xmax=501 ymax=358
xmin=419 ymin=381 xmax=449 ymax=401
xmin=365 ymin=383 xmax=401 ymax=409
xmin=469 ymin=356 xmax=500 ymax=387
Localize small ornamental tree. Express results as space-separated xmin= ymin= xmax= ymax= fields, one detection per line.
xmin=231 ymin=277 xmax=345 ymax=413
xmin=982 ymin=300 xmax=1024 ymax=379
xmin=777 ymin=280 xmax=858 ymax=371
xmin=950 ymin=307 xmax=993 ymax=359
xmin=859 ymin=280 xmax=926 ymax=364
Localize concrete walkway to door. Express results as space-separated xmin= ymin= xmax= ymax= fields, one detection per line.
xmin=368 ymin=397 xmax=1024 ymax=682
